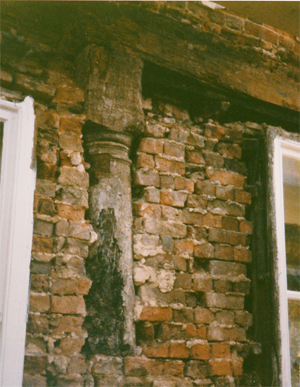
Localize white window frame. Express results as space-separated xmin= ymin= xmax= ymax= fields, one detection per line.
xmin=273 ymin=136 xmax=300 ymax=387
xmin=0 ymin=97 xmax=36 ymax=387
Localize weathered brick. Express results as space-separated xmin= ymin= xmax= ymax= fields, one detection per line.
xmin=92 ymin=355 xmax=123 ymax=376
xmin=136 ymin=322 xmax=154 ymax=344
xmin=174 ymin=176 xmax=194 ymax=192
xmin=51 ymin=296 xmax=86 ymax=314
xmin=59 ymin=337 xmax=85 ymax=355
xmin=30 ymin=293 xmax=50 ymax=313
xmin=144 ymin=220 xmax=187 ymax=238
xmin=217 ymin=143 xmax=242 ymax=159
xmin=233 ymin=247 xmax=252 ymax=263
xmin=203 ymin=213 xmax=222 ymax=228
xmin=31 ymin=274 xmax=50 ymax=292
xmin=214 ymin=279 xmax=232 ymax=293
xmin=36 ymin=196 xmax=55 ymax=216
xmin=58 ymin=166 xmax=89 ymax=188
xmin=227 ymin=327 xmax=247 ymax=341
xmin=185 ymin=360 xmax=208 ymax=379
xmin=164 ymin=142 xmax=185 ymax=158
xmin=212 ymin=343 xmax=230 ymax=359
xmin=216 ymin=185 xmax=234 ymax=201
xmin=37 ymin=161 xmax=57 ymax=181
xmin=195 ymin=307 xmax=214 ymax=324
xmin=203 ymin=151 xmax=224 ymax=168
xmin=173 ymin=308 xmax=194 ymax=323
xmin=193 ymin=274 xmax=213 ymax=292
xmin=195 ymin=180 xmax=215 ymax=196
xmin=215 ymin=310 xmax=234 ymax=325
xmin=222 ymin=216 xmax=239 ymax=231
xmin=204 ymin=124 xmax=226 ymax=140
xmin=54 ymin=316 xmax=85 ymax=333
xmin=207 ymin=325 xmax=228 ymax=341
xmin=208 ymin=229 xmax=247 ymax=246
xmin=23 ymin=356 xmax=48 ymax=376
xmin=204 ymin=292 xmax=227 ymax=309
xmin=137 ymin=153 xmax=155 ymax=169
xmin=194 ymin=243 xmax=214 ymax=258
xmin=160 ymin=175 xmax=175 ymax=189
xmin=27 ymin=315 xmax=49 ymax=336
xmin=134 ymin=169 xmax=160 ymax=187
xmin=207 ymin=170 xmax=245 ymax=188
xmin=133 ymin=202 xmax=161 ymax=219
xmin=174 ymin=273 xmax=193 ymax=289
xmin=235 ymin=189 xmax=251 ymax=204
xmin=226 ymin=295 xmax=244 ymax=310
xmin=124 ymin=357 xmax=164 ymax=376
xmin=182 ymin=209 xmax=203 ymax=226
xmin=232 ymin=357 xmax=243 ymax=376
xmin=234 ymin=311 xmax=253 ymax=327
xmin=187 ymin=194 xmax=207 ymax=208
xmin=155 ymin=156 xmax=185 ymax=175
xmin=186 ymin=150 xmax=205 ymax=164
xmin=239 ymin=220 xmax=253 ymax=234
xmin=233 ymin=280 xmax=251 ymax=295
xmin=163 ymin=360 xmax=185 ymax=377
xmin=208 ymin=199 xmax=245 ymax=217
xmin=160 ymin=189 xmax=187 ymax=207
xmin=157 ymin=323 xmax=184 ymax=341
xmin=36 ymin=179 xmax=56 ymax=197
xmin=139 ymin=138 xmax=164 ymax=154
xmin=244 ymin=21 xmax=278 ymax=45
xmin=214 ymin=244 xmax=233 ymax=261
xmin=209 ymin=359 xmax=232 ymax=376
xmin=209 ymin=260 xmax=247 ymax=276
xmin=169 ymin=342 xmax=189 ymax=358
xmin=144 ymin=187 xmax=161 ymax=203
xmin=140 ymin=307 xmax=172 ymax=322
xmin=54 ymin=85 xmax=84 ymax=106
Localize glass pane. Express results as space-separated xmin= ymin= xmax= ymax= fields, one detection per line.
xmin=283 ymin=156 xmax=300 ymax=292
xmin=289 ymin=299 xmax=300 ymax=387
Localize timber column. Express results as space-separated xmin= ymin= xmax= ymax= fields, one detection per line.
xmin=78 ymin=46 xmax=144 ymax=356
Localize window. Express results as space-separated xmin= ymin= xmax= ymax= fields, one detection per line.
xmin=273 ymin=136 xmax=300 ymax=387
xmin=0 ymin=97 xmax=36 ymax=387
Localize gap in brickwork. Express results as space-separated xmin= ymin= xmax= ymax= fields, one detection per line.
xmin=142 ymin=61 xmax=299 ymax=133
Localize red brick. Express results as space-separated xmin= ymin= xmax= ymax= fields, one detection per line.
xmin=194 ymin=307 xmax=214 ymax=324
xmin=137 ymin=153 xmax=155 ymax=169
xmin=204 ymin=124 xmax=226 ymax=139
xmin=174 ymin=273 xmax=192 ymax=289
xmin=214 ymin=244 xmax=233 ymax=261
xmin=208 ymin=228 xmax=247 ymax=246
xmin=194 ymin=243 xmax=214 ymax=258
xmin=185 ymin=324 xmax=207 ymax=339
xmin=163 ymin=360 xmax=185 ymax=377
xmin=234 ymin=311 xmax=253 ymax=327
xmin=51 ymin=296 xmax=86 ymax=314
xmin=140 ymin=307 xmax=172 ymax=322
xmin=203 ymin=213 xmax=222 ymax=228
xmin=160 ymin=175 xmax=174 ymax=189
xmin=31 ymin=236 xmax=52 ymax=256
xmin=227 ymin=327 xmax=246 ymax=341
xmin=195 ymin=180 xmax=215 ymax=196
xmin=164 ymin=142 xmax=185 ymax=158
xmin=232 ymin=357 xmax=243 ymax=376
xmin=174 ymin=176 xmax=194 ymax=192
xmin=30 ymin=293 xmax=50 ymax=313
xmin=207 ymin=170 xmax=245 ymax=188
xmin=216 ymin=185 xmax=234 ymax=201
xmin=212 ymin=343 xmax=230 ymax=359
xmin=54 ymin=316 xmax=85 ymax=333
xmin=193 ymin=275 xmax=213 ymax=292
xmin=190 ymin=344 xmax=210 ymax=360
xmin=208 ymin=199 xmax=245 ymax=217
xmin=141 ymin=342 xmax=169 ymax=358
xmin=214 ymin=279 xmax=232 ymax=293
xmin=222 ymin=216 xmax=239 ymax=231
xmin=173 ymin=308 xmax=194 ymax=323
xmin=235 ymin=189 xmax=251 ymax=204
xmin=209 ymin=260 xmax=247 ymax=276
xmin=51 ymin=277 xmax=92 ymax=295
xmin=182 ymin=209 xmax=203 ymax=226
xmin=234 ymin=247 xmax=252 ymax=263
xmin=169 ymin=342 xmax=189 ymax=359
xmin=174 ymin=240 xmax=194 ymax=255
xmin=186 ymin=150 xmax=205 ymax=164
xmin=239 ymin=220 xmax=253 ymax=234
xmin=57 ymin=203 xmax=85 ymax=221
xmin=155 ymin=156 xmax=185 ymax=175
xmin=209 ymin=359 xmax=232 ymax=376
xmin=139 ymin=138 xmax=164 ymax=154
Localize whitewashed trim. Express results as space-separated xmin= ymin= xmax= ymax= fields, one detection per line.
xmin=0 ymin=97 xmax=36 ymax=387
xmin=273 ymin=137 xmax=300 ymax=387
